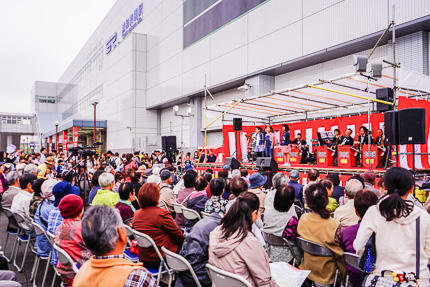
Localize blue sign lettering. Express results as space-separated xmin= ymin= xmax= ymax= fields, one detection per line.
xmin=106 ymin=32 xmax=117 ymax=55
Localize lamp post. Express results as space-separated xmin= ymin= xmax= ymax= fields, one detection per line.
xmin=90 ymin=96 xmax=100 ymax=145
xmin=54 ymin=120 xmax=59 ymax=153
xmin=173 ymin=105 xmax=194 ymax=155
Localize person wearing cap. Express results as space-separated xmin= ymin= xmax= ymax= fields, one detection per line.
xmin=2 ymin=171 xmax=21 ymax=209
xmin=248 ymin=173 xmax=267 ymax=214
xmin=38 ymin=156 xmax=55 ymax=179
xmin=288 ymin=170 xmax=304 ymax=204
xmin=34 ymin=179 xmax=58 ymax=257
xmin=11 ymin=173 xmax=37 ymax=230
xmin=159 ymin=169 xmax=175 ymax=213
xmin=55 ymin=194 xmax=91 ymax=286
xmin=24 ymin=164 xmax=40 ymax=176
xmin=92 ymin=172 xmax=120 ymax=208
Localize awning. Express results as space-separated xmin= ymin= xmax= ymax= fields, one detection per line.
xmin=43 ymin=119 xmax=107 ymax=138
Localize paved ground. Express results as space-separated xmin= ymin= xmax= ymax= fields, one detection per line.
xmin=0 ymin=212 xmax=62 ymax=287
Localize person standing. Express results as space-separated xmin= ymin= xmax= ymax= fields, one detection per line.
xmin=264 ymin=126 xmax=275 ymax=158
xmin=280 ymin=125 xmax=292 ymax=166
xmin=253 ymin=127 xmax=265 ymax=158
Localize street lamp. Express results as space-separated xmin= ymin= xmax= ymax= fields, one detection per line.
xmin=55 ymin=120 xmax=59 ymax=153
xmin=90 ymin=96 xmax=100 ymax=144
xmin=173 ymin=105 xmax=194 ymax=153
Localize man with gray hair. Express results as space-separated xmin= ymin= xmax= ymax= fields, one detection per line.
xmin=74 ymin=206 xmax=155 ymax=287
xmin=333 ymin=179 xmax=363 ymax=227
xmin=24 ymin=164 xmax=39 ymax=176
xmin=272 ymin=172 xmax=288 ymax=187
xmin=2 ymin=171 xmax=21 ymax=209
xmin=92 ymin=173 xmax=119 ymax=208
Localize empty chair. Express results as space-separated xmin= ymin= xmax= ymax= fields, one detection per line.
xmin=159 ymin=200 xmax=168 ymax=210
xmin=296 ymin=237 xmax=342 ymax=287
xmin=31 ymin=221 xmax=52 ymax=287
xmin=132 ymin=229 xmax=171 ymax=286
xmin=12 ymin=211 xmax=35 ymax=272
xmin=161 ymin=246 xmax=201 ymax=287
xmin=261 ymin=231 xmax=301 ymax=266
xmin=52 ymin=244 xmax=79 ymax=274
xmin=2 ymin=207 xmax=19 ymax=262
xmin=182 ymin=207 xmax=201 ymax=221
xmin=206 ymin=264 xmax=252 ymax=287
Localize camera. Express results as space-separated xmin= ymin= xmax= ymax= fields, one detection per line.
xmin=68 ymin=143 xmax=100 ymax=159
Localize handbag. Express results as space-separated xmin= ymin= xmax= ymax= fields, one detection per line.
xmin=362 ymin=217 xmax=421 ymax=287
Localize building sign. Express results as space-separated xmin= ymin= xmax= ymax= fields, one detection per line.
xmin=106 ymin=3 xmax=143 ymax=55
xmin=63 ymin=130 xmax=68 ymax=152
xmin=48 ymin=137 xmax=52 ymax=153
xmin=73 ymin=127 xmax=79 ymax=147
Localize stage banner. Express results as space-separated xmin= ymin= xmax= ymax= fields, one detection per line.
xmin=63 ymin=130 xmax=68 ymax=152
xmin=55 ymin=133 xmax=59 ymax=153
xmin=228 ymin=132 xmax=236 ymax=159
xmin=48 ymin=137 xmax=52 ymax=153
xmin=73 ymin=127 xmax=79 ymax=147
xmin=240 ymin=132 xmax=248 ymax=162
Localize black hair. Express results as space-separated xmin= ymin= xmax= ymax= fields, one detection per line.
xmin=224 ymin=178 xmax=231 ymax=195
xmin=19 ymin=174 xmax=37 ymax=190
xmin=266 ymin=126 xmax=273 ymax=132
xmin=379 ymin=167 xmax=414 ymax=221
xmin=221 ymin=192 xmax=259 ymax=241
xmin=203 ymin=172 xmax=213 ymax=183
xmin=118 ymin=182 xmax=134 ymax=200
xmin=359 ymin=126 xmax=368 ymax=133
xmin=325 ymin=173 xmax=340 ymax=186
xmin=230 ymin=177 xmax=248 ymax=197
xmin=307 ymin=169 xmax=320 ymax=182
xmin=195 ymin=176 xmax=208 ymax=191
xmin=240 ymin=169 xmax=249 ymax=177
xmin=92 ymin=170 xmax=104 ymax=186
xmin=320 ymin=179 xmax=333 ymax=191
xmin=256 ymin=127 xmax=262 ymax=132
xmin=354 ymin=190 xmax=378 ymax=218
xmin=186 ymin=170 xmax=198 ymax=178
xmin=62 ymin=169 xmax=74 ymax=183
xmin=31 ymin=178 xmax=45 ymax=197
xmin=183 ymin=173 xmax=196 ymax=188
xmin=282 ymin=124 xmax=290 ymax=132
xmin=206 ymin=168 xmax=214 ymax=174
xmin=210 ymin=178 xmax=225 ymax=196
xmin=274 ymin=185 xmax=295 ymax=212
xmin=218 ymin=170 xmax=229 ymax=179
xmin=305 ymin=183 xmax=330 ymax=219
xmin=297 ymin=133 xmax=302 ymax=137
xmin=334 ymin=129 xmax=340 ymax=134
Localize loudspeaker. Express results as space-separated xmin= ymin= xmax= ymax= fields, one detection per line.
xmin=376 ymin=88 xmax=393 ymax=112
xmin=233 ymin=118 xmax=242 ymax=131
xmin=353 ymin=55 xmax=368 ymax=72
xmin=398 ymin=108 xmax=426 ymax=145
xmin=256 ymin=157 xmax=278 ymax=172
xmin=161 ymin=136 xmax=177 ymax=151
xmin=384 ymin=111 xmax=398 ymax=146
xmin=225 ymin=157 xmax=241 ymax=169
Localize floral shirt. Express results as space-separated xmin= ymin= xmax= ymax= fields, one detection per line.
xmin=204 ymin=196 xmax=228 ymax=216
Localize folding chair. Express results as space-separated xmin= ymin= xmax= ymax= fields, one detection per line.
xmin=31 ymin=221 xmax=52 ymax=287
xmin=161 ymin=246 xmax=201 ymax=287
xmin=261 ymin=231 xmax=301 ymax=266
xmin=182 ymin=207 xmax=201 ymax=221
xmin=173 ymin=203 xmax=184 ymax=214
xmin=123 ymin=225 xmax=139 ymax=263
xmin=46 ymin=230 xmax=60 ymax=287
xmin=201 ymin=211 xmax=211 ymax=218
xmin=2 ymin=207 xmax=19 ymax=262
xmin=159 ymin=200 xmax=168 ymax=210
xmin=132 ymin=229 xmax=171 ymax=286
xmin=12 ymin=212 xmax=35 ymax=272
xmin=296 ymin=237 xmax=342 ymax=287
xmin=343 ymin=252 xmax=365 ymax=287
xmin=52 ymin=243 xmax=79 ymax=273
xmin=206 ymin=264 xmax=252 ymax=287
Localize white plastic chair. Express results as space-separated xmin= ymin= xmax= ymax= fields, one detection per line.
xmin=12 ymin=211 xmax=34 ymax=272
xmin=182 ymin=207 xmax=201 ymax=221
xmin=206 ymin=264 xmax=252 ymax=287
xmin=161 ymin=246 xmax=201 ymax=287
xmin=31 ymin=221 xmax=51 ymax=287
xmin=46 ymin=230 xmax=60 ymax=287
xmin=172 ymin=203 xmax=184 ymax=214
xmin=53 ymin=243 xmax=79 ymax=274
xmin=2 ymin=207 xmax=19 ymax=262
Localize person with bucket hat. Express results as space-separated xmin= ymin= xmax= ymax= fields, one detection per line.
xmin=38 ymin=156 xmax=55 ymax=179
xmin=248 ymin=173 xmax=267 ymax=214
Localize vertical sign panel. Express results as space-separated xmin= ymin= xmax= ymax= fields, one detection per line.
xmin=63 ymin=130 xmax=68 ymax=152
xmin=73 ymin=127 xmax=79 ymax=147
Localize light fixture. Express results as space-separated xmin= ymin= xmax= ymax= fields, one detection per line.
xmin=90 ymin=95 xmax=100 ymax=105
xmin=173 ymin=105 xmax=179 ymax=113
xmin=54 ymin=120 xmax=59 ymax=126
xmin=186 ymin=107 xmax=192 ymax=116
xmin=353 ymin=55 xmax=368 ymax=72
xmin=237 ymin=83 xmax=251 ymax=92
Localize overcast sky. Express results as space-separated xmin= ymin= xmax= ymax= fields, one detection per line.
xmin=0 ymin=0 xmax=117 ymax=114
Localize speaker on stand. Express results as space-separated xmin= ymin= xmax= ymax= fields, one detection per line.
xmin=233 ymin=118 xmax=242 ymax=162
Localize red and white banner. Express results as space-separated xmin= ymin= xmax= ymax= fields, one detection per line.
xmin=72 ymin=127 xmax=79 ymax=147
xmin=63 ymin=130 xmax=68 ymax=152
xmin=48 ymin=137 xmax=52 ymax=153
xmin=55 ymin=133 xmax=59 ymax=153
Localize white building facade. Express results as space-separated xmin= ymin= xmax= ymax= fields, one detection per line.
xmin=33 ymin=0 xmax=430 ymax=154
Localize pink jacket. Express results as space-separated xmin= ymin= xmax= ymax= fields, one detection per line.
xmin=208 ymin=226 xmax=278 ymax=287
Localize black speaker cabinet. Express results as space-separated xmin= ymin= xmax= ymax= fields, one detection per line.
xmin=384 ymin=111 xmax=398 ymax=146
xmin=398 ymin=108 xmax=426 ymax=145
xmin=233 ymin=118 xmax=242 ymax=131
xmin=161 ymin=136 xmax=177 ymax=151
xmin=224 ymin=157 xmax=241 ymax=170
xmin=376 ymin=88 xmax=393 ymax=112
xmin=256 ymin=157 xmax=278 ymax=172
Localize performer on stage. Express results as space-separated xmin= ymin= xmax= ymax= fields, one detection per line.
xmin=253 ymin=126 xmax=265 ymax=158
xmin=331 ymin=129 xmax=343 ymax=166
xmin=281 ymin=124 xmax=292 ymax=166
xmin=264 ymin=126 xmax=275 ymax=158
xmin=355 ymin=126 xmax=372 ymax=166
xmin=293 ymin=133 xmax=308 ymax=163
xmin=340 ymin=129 xmax=354 ymax=146
xmin=374 ymin=128 xmax=387 ymax=168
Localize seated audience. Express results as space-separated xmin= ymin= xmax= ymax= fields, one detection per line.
xmin=248 ymin=173 xmax=267 ymax=214
xmin=334 ymin=179 xmax=363 ymax=227
xmin=209 ymin=192 xmax=278 ymax=287
xmin=88 ymin=169 xmax=103 ymax=204
xmin=303 ymin=169 xmax=319 ymax=204
xmin=133 ymin=183 xmax=184 ymax=269
xmin=2 ymin=171 xmax=21 ymax=209
xmin=29 ymin=178 xmax=45 ymax=218
xmin=186 ymin=176 xmax=209 ymax=221
xmin=52 ymin=170 xmax=80 ymax=206
xmin=326 ymin=173 xmax=344 ymax=203
xmin=288 ymin=170 xmax=303 ymax=204
xmin=203 ymin=171 xmax=213 ymax=198
xmin=263 ymin=173 xmax=297 ymax=262
xmin=354 ymin=167 xmax=430 ymax=286
xmin=297 ymin=182 xmax=345 ymax=285
xmin=361 ymin=170 xmax=380 ymax=196
xmin=340 ymin=190 xmax=378 ymax=287
xmin=34 ymin=179 xmax=57 ymax=257
xmin=158 ymin=169 xmax=175 ymax=213
xmin=204 ymin=178 xmax=227 ymax=216
xmin=222 ymin=178 xmax=231 ymax=200
xmin=11 ymin=173 xmax=37 ymax=230
xmin=75 ymin=205 xmax=155 ymax=287
xmin=115 ymin=182 xmax=136 ymax=224
xmin=231 ymin=169 xmax=241 ymax=178
xmin=175 ymin=172 xmax=196 ymax=228
xmin=225 ymin=177 xmax=248 ymax=211
xmin=55 ymin=194 xmax=91 ymax=286
xmin=92 ymin=172 xmax=120 ymax=207
xmin=320 ymin=179 xmax=338 ymax=213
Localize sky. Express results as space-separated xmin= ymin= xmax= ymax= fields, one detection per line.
xmin=0 ymin=0 xmax=117 ymax=114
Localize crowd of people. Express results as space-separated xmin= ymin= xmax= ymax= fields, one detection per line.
xmin=0 ymin=147 xmax=429 ymax=287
